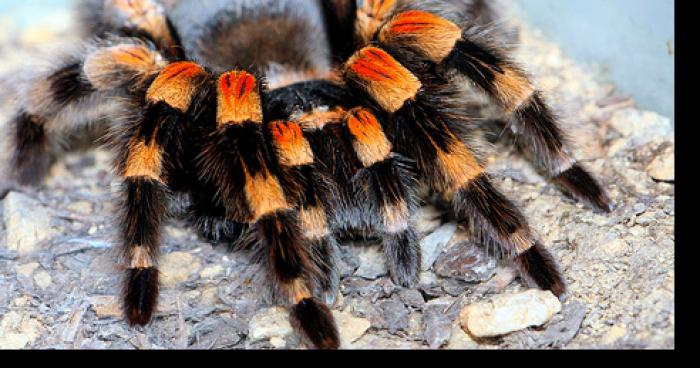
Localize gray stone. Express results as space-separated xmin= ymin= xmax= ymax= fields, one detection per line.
xmin=477 ymin=266 xmax=519 ymax=294
xmin=351 ymin=333 xmax=426 ymax=350
xmin=0 ymin=248 xmax=19 ymax=260
xmin=608 ymin=109 xmax=673 ymax=149
xmin=333 ymin=311 xmax=371 ymax=348
xmin=190 ymin=319 xmax=242 ymax=349
xmin=338 ymin=245 xmax=360 ymax=277
xmin=3 ymin=192 xmax=52 ymax=254
xmin=635 ymin=212 xmax=656 ymax=226
xmin=60 ymin=304 xmax=88 ymax=344
xmin=343 ymin=277 xmax=394 ymax=302
xmin=0 ymin=311 xmax=44 ymax=349
xmin=380 ymin=298 xmax=410 ymax=334
xmin=160 ymin=252 xmax=202 ymax=287
xmin=247 ymin=307 xmax=293 ymax=343
xmin=435 ymin=241 xmax=497 ymax=282
xmin=632 ymin=203 xmax=647 ymax=215
xmin=345 ymin=297 xmax=385 ymax=329
xmin=420 ymin=223 xmax=458 ymax=271
xmin=441 ymin=279 xmax=473 ymax=297
xmin=399 ymin=289 xmax=425 ymax=310
xmin=538 ymin=302 xmax=588 ymax=348
xmin=423 ymin=305 xmax=452 ymax=349
xmin=353 ymin=245 xmax=388 ymax=280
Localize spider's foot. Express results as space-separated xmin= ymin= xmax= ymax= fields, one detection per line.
xmin=554 ymin=163 xmax=614 ymax=213
xmin=390 ymin=270 xmax=419 ymax=289
xmin=290 ymin=298 xmax=340 ymax=350
xmin=384 ymin=231 xmax=421 ymax=289
xmin=123 ymin=267 xmax=159 ymax=326
xmin=514 ymin=242 xmax=567 ymax=298
xmin=308 ymin=236 xmax=340 ymax=306
xmin=194 ymin=216 xmax=247 ymax=245
xmin=10 ymin=112 xmax=51 ymax=186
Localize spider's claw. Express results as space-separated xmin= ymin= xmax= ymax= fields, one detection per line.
xmin=554 ymin=163 xmax=614 ymax=213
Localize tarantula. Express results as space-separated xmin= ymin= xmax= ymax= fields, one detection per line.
xmin=3 ymin=0 xmax=612 ymax=349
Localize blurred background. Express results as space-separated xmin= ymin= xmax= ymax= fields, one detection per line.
xmin=513 ymin=0 xmax=674 ymax=122
xmin=0 ymin=0 xmax=675 ymax=121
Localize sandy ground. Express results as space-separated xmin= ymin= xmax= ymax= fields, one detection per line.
xmin=0 ymin=6 xmax=674 ymax=349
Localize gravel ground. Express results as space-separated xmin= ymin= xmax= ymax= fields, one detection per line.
xmin=0 ymin=7 xmax=674 ymax=350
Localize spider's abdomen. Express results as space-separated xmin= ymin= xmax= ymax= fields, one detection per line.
xmin=169 ymin=0 xmax=331 ymax=76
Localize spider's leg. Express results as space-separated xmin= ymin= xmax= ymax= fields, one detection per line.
xmin=354 ymin=0 xmax=399 ymax=46
xmin=343 ymin=46 xmax=565 ymax=296
xmin=267 ymin=120 xmax=341 ymax=305
xmin=267 ymin=80 xmax=422 ymax=288
xmin=452 ymin=173 xmax=565 ymax=295
xmin=260 ymin=210 xmax=339 ymax=350
xmin=116 ymin=123 xmax=168 ymax=326
xmin=308 ymin=231 xmax=341 ymax=305
xmin=198 ymin=71 xmax=339 ymax=349
xmin=4 ymin=40 xmax=165 ymax=186
xmin=111 ymin=60 xmax=209 ymax=325
xmin=458 ymin=0 xmax=501 ymax=27
xmin=267 ymin=81 xmax=374 ymax=283
xmin=343 ymin=108 xmax=421 ymax=287
xmin=320 ymin=0 xmax=359 ymax=61
xmin=375 ymin=10 xmax=613 ymax=212
xmin=83 ymin=0 xmax=184 ymax=60
xmin=7 ymin=54 xmax=102 ymax=185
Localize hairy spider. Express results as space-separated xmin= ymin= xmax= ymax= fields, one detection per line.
xmin=3 ymin=0 xmax=613 ymax=349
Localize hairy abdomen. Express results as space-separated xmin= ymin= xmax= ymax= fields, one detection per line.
xmin=169 ymin=0 xmax=331 ymax=80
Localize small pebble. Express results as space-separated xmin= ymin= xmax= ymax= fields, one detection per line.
xmin=602 ymin=325 xmax=628 ymax=345
xmin=380 ymin=298 xmax=410 ymax=334
xmin=15 ymin=262 xmax=40 ymax=278
xmin=333 ymin=311 xmax=371 ymax=347
xmin=353 ymin=245 xmax=388 ymax=280
xmin=423 ymin=305 xmax=452 ymax=349
xmin=632 ymin=203 xmax=647 ymax=215
xmin=159 ymin=252 xmax=201 ymax=287
xmin=4 ymin=192 xmax=52 ymax=254
xmin=460 ymin=290 xmax=562 ymax=338
xmin=200 ymin=265 xmax=224 ymax=279
xmin=247 ymin=307 xmax=292 ymax=343
xmin=420 ymin=224 xmax=457 ymax=271
xmin=434 ymin=241 xmax=497 ymax=282
xmin=67 ymin=201 xmax=92 ymax=215
xmin=33 ymin=271 xmax=52 ymax=290
xmin=399 ymin=289 xmax=425 ymax=310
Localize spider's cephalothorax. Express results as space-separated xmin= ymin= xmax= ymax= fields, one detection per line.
xmin=3 ymin=0 xmax=613 ymax=349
